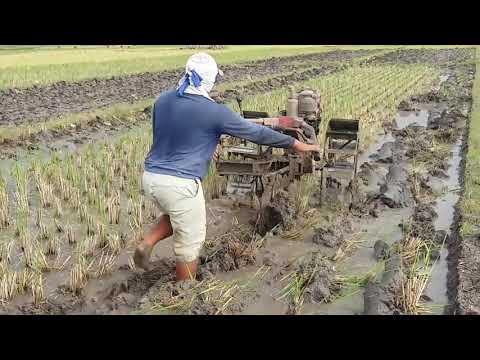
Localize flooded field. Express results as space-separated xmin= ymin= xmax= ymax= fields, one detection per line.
xmin=0 ymin=47 xmax=477 ymax=315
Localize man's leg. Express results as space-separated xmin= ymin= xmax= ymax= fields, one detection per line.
xmin=134 ymin=215 xmax=173 ymax=270
xmin=176 ymin=260 xmax=198 ymax=281
xmin=170 ymin=181 xmax=206 ymax=282
xmin=144 ymin=215 xmax=173 ymax=247
xmin=135 ymin=172 xmax=174 ymax=271
xmin=137 ymin=172 xmax=206 ymax=280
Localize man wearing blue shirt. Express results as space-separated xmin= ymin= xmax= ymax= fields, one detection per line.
xmin=135 ymin=52 xmax=320 ymax=280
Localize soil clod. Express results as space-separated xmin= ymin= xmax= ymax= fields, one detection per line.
xmin=133 ymin=243 xmax=154 ymax=271
xmin=373 ymin=240 xmax=390 ymax=260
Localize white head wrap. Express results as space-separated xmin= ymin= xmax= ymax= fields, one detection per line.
xmin=176 ymin=52 xmax=223 ymax=101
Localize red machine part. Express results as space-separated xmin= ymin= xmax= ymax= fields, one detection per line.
xmin=248 ymin=116 xmax=304 ymax=130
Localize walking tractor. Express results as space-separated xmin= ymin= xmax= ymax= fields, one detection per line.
xmin=216 ymin=87 xmax=361 ymax=204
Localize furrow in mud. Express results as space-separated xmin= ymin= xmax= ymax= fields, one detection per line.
xmin=0 ymin=49 xmax=379 ymax=126
xmin=358 ymin=64 xmax=476 ymax=315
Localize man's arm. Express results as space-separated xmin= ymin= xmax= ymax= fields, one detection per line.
xmin=221 ymin=110 xmax=319 ymax=153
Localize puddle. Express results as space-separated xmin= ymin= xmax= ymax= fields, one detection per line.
xmin=359 ymin=105 xmax=433 ymax=167
xmin=243 ymin=292 xmax=288 ymax=315
xmin=317 ymin=97 xmax=459 ymax=315
xmin=395 ymin=109 xmax=429 ymax=129
xmin=358 ymin=132 xmax=395 ymax=167
xmin=305 ymin=207 xmax=410 ymax=315
xmin=424 ymin=138 xmax=462 ymax=313
xmin=216 ymin=266 xmax=290 ymax=315
xmin=382 ymin=100 xmax=461 ymax=315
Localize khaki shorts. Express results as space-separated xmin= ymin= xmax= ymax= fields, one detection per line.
xmin=142 ymin=171 xmax=206 ymax=263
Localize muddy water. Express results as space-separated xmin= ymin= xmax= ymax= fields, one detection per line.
xmin=260 ymin=101 xmax=462 ymax=315
xmin=239 ymin=107 xmax=432 ymax=315
xmin=215 ymin=266 xmax=290 ymax=315
xmin=236 ymin=223 xmax=334 ymax=315
xmin=387 ymin=104 xmax=463 ymax=315
xmin=358 ymin=105 xmax=433 ymax=166
xmin=358 ymin=132 xmax=395 ymax=167
xmin=306 ymin=103 xmax=458 ymax=315
xmin=0 ymin=124 xmax=149 ymax=187
xmin=424 ymin=138 xmax=463 ymax=313
xmin=395 ymin=109 xmax=429 ymax=129
xmin=228 ymin=204 xmax=410 ymax=315
xmin=305 ymin=208 xmax=410 ymax=315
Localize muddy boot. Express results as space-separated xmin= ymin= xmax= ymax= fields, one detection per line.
xmin=134 ymin=243 xmax=154 ymax=271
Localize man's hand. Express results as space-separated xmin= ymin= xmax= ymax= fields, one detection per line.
xmin=292 ymin=140 xmax=321 ymax=153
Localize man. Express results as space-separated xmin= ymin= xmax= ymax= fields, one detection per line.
xmin=134 ymin=52 xmax=320 ymax=281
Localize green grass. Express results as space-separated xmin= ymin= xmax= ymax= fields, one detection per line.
xmin=461 ymin=47 xmax=480 ymax=236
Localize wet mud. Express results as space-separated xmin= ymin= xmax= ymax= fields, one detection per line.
xmin=0 ymin=199 xmax=260 ymax=315
xmin=312 ymin=214 xmax=353 ymax=248
xmin=199 ymin=223 xmax=259 ymax=275
xmin=366 ymin=48 xmax=475 ymax=66
xmin=361 ymin=63 xmax=476 ymax=315
xmin=278 ymin=252 xmax=339 ymax=314
xmin=455 ymin=234 xmax=480 ymax=314
xmin=444 ymin=73 xmax=480 ymax=315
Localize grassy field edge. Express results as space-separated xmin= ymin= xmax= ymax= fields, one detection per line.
xmin=461 ymin=47 xmax=480 ymax=236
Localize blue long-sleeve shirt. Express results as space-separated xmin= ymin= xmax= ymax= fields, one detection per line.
xmin=144 ymin=90 xmax=295 ymax=180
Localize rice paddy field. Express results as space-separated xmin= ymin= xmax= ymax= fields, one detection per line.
xmin=0 ymin=45 xmax=479 ymax=315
